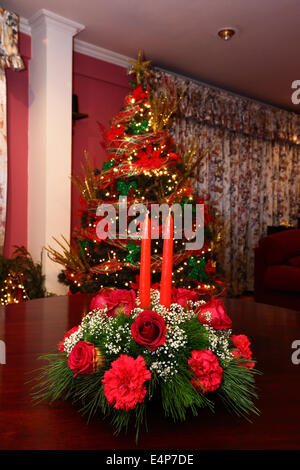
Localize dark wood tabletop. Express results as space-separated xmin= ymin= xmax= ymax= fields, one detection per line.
xmin=0 ymin=294 xmax=299 ymax=450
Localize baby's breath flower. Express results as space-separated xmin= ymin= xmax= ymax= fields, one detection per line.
xmin=204 ymin=325 xmax=233 ymax=363
xmin=150 ymin=360 xmax=177 ymax=381
xmin=63 ymin=327 xmax=84 ymax=356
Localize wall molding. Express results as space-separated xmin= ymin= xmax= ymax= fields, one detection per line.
xmin=20 ymin=15 xmax=131 ymax=69
xmin=20 ymin=17 xmax=31 ymax=35
xmin=74 ymin=39 xmax=132 ymax=69
xmin=28 ymin=9 xmax=85 ymax=36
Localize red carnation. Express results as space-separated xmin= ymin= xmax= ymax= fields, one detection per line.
xmin=196 ymin=297 xmax=232 ymax=330
xmin=90 ymin=288 xmax=136 ymax=317
xmin=172 ymin=287 xmax=198 ymax=308
xmin=131 ymin=310 xmax=166 ymax=351
xmin=102 ymin=354 xmax=151 ymax=410
xmin=232 ymin=334 xmax=255 ymax=369
xmin=188 ymin=349 xmax=223 ymax=393
xmin=67 ymin=341 xmax=96 ymax=377
xmin=58 ymin=326 xmax=80 ymax=352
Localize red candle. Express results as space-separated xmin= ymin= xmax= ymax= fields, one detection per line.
xmin=139 ymin=211 xmax=151 ymax=308
xmin=160 ymin=211 xmax=173 ymax=308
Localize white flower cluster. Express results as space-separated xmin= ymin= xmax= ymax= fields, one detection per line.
xmin=149 ymin=289 xmax=205 ymax=324
xmin=148 ymin=324 xmax=188 ymax=380
xmin=203 ymin=325 xmax=233 ymax=364
xmin=199 ymin=309 xmax=212 ymax=323
xmin=130 ymin=307 xmax=144 ymax=319
xmin=165 ymin=324 xmax=187 ymax=350
xmin=150 ymin=360 xmax=177 ymax=381
xmin=63 ymin=308 xmax=112 ymax=356
xmin=149 ymin=289 xmax=160 ymax=307
xmin=104 ymin=323 xmax=132 ymax=356
xmin=63 ymin=327 xmax=84 ymax=356
xmin=82 ymin=308 xmax=111 ymax=338
xmin=142 ymin=290 xmax=194 ymax=380
xmin=193 ymin=299 xmax=209 ymax=310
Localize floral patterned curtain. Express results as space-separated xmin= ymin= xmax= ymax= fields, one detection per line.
xmin=0 ymin=8 xmax=24 ymax=254
xmin=150 ymin=70 xmax=300 ymax=295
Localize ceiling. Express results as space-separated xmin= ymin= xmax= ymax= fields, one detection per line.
xmin=4 ymin=0 xmax=300 ymax=112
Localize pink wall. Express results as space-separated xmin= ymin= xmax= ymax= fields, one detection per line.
xmin=4 ymin=41 xmax=130 ymax=256
xmin=4 ymin=33 xmax=31 ymax=257
xmin=72 ymin=52 xmax=130 ymax=232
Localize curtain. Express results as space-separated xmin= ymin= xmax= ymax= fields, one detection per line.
xmin=0 ymin=7 xmax=24 ymax=254
xmin=149 ymin=70 xmax=300 ymax=295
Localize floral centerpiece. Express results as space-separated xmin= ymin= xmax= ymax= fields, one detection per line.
xmin=33 ymin=287 xmax=259 ymax=440
xmin=34 ymin=210 xmax=259 ymax=440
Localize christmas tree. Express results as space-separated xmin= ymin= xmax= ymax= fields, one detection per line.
xmin=48 ymin=52 xmax=225 ymax=296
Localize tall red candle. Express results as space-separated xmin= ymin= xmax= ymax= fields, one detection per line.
xmin=160 ymin=212 xmax=173 ymax=308
xmin=139 ymin=211 xmax=151 ymax=308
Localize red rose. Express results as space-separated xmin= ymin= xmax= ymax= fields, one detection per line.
xmin=67 ymin=341 xmax=96 ymax=377
xmin=232 ymin=334 xmax=255 ymax=369
xmin=102 ymin=354 xmax=151 ymax=410
xmin=131 ymin=310 xmax=167 ymax=351
xmin=196 ymin=297 xmax=232 ymax=330
xmin=90 ymin=287 xmax=114 ymax=310
xmin=188 ymin=349 xmax=223 ymax=393
xmin=58 ymin=326 xmax=79 ymax=352
xmin=172 ymin=287 xmax=198 ymax=308
xmin=90 ymin=288 xmax=136 ymax=317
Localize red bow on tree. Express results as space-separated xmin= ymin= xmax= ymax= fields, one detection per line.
xmin=107 ymin=124 xmax=125 ymax=142
xmin=132 ymin=84 xmax=149 ymax=102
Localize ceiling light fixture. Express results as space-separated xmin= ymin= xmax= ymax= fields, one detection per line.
xmin=218 ymin=28 xmax=236 ymax=41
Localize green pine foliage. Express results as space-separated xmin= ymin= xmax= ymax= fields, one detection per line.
xmin=217 ymin=360 xmax=260 ymax=420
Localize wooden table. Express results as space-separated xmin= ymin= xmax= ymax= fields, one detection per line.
xmin=0 ymin=295 xmax=300 ymax=450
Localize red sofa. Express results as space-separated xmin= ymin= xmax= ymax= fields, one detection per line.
xmin=254 ymin=229 xmax=300 ymax=311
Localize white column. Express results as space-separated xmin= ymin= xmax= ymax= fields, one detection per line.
xmin=28 ymin=10 xmax=84 ymax=295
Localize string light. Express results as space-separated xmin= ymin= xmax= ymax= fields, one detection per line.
xmin=0 ymin=273 xmax=28 ymax=306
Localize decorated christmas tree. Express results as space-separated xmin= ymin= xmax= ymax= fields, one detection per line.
xmin=48 ymin=52 xmax=225 ymax=296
